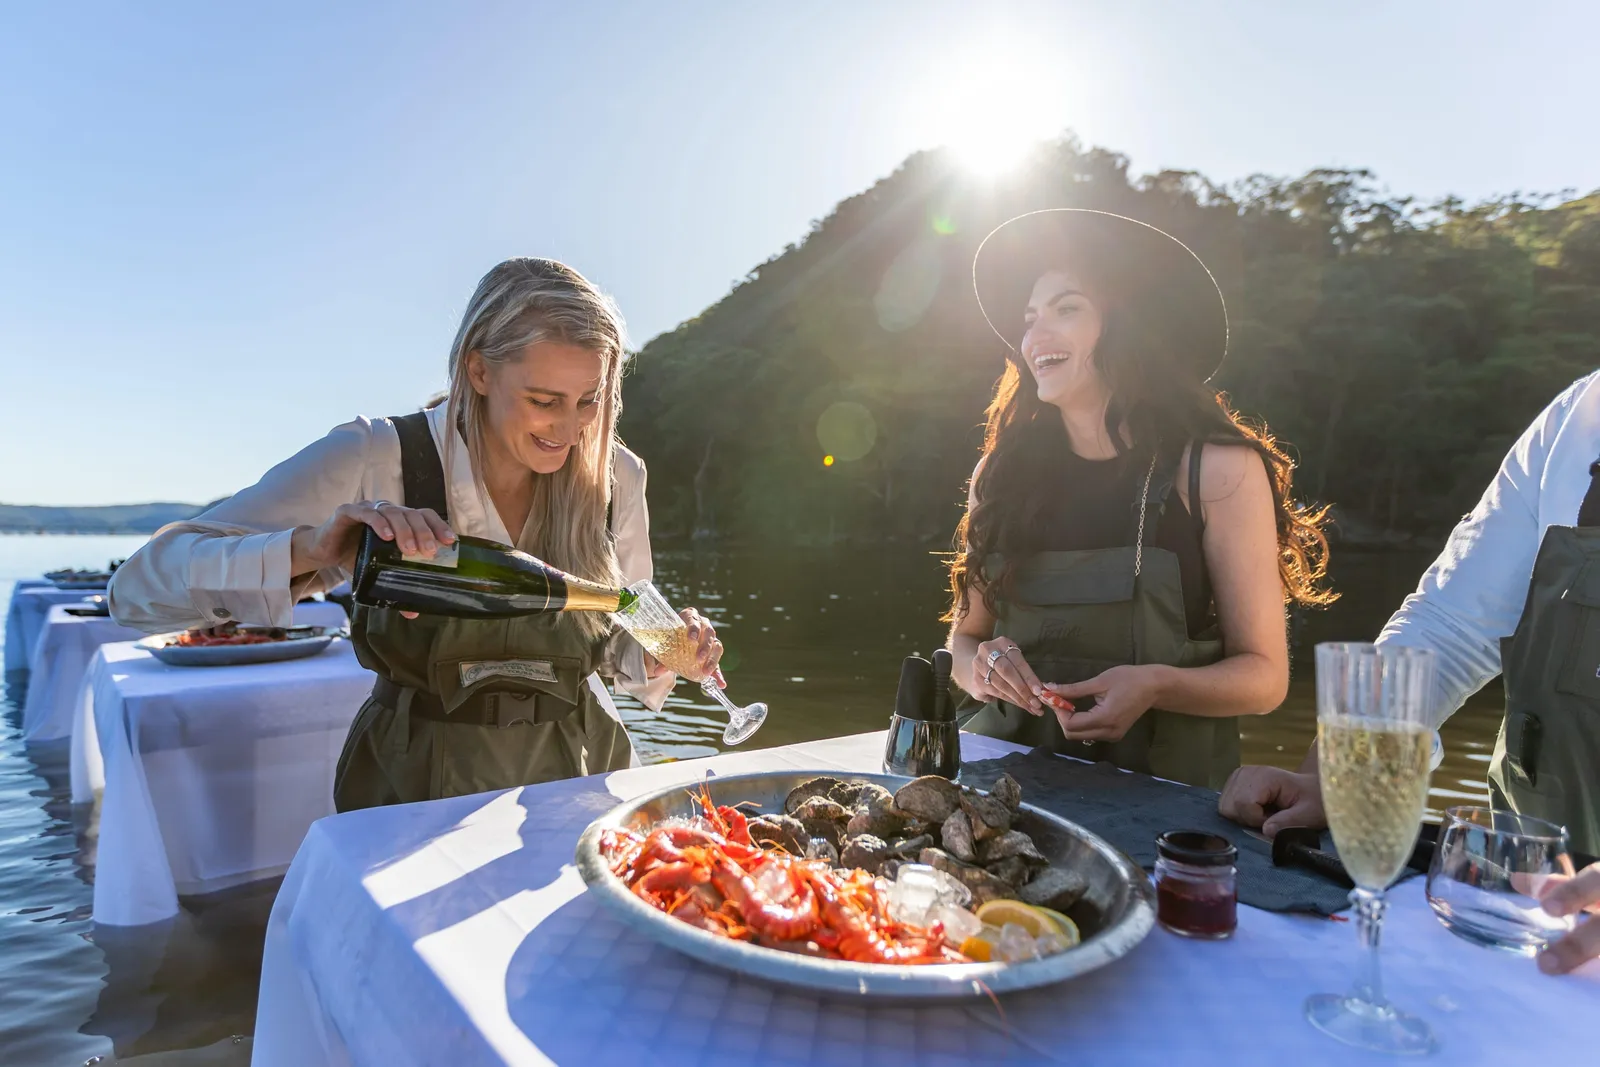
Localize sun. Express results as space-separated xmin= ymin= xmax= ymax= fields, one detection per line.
xmin=933 ymin=56 xmax=1061 ymax=177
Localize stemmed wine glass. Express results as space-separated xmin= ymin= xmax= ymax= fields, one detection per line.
xmin=610 ymin=580 xmax=768 ymax=745
xmin=1306 ymin=642 xmax=1438 ymax=1055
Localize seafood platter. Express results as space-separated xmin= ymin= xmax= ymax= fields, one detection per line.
xmin=137 ymin=623 xmax=341 ymax=666
xmin=575 ymin=770 xmax=1154 ymax=997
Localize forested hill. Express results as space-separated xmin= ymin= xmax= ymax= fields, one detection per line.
xmin=619 ymin=137 xmax=1599 ymax=547
xmin=0 ymin=501 xmax=219 ymax=533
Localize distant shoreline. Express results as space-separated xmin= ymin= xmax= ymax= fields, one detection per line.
xmin=0 ymin=500 xmax=224 ymax=535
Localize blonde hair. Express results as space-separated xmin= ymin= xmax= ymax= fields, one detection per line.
xmin=444 ymin=258 xmax=628 ymax=639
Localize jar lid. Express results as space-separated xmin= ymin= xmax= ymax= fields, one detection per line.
xmin=1157 ymin=830 xmax=1237 ymax=867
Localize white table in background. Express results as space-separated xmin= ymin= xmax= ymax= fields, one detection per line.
xmin=22 ymin=599 xmax=348 ymax=742
xmin=4 ymin=584 xmax=100 ymax=671
xmin=22 ymin=605 xmax=142 ymax=739
xmin=253 ymin=730 xmax=1596 ymax=1067
xmin=71 ymin=635 xmax=374 ymax=927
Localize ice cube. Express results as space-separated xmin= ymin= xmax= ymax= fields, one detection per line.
xmin=931 ymin=903 xmax=984 ymax=946
xmin=887 ymin=866 xmax=942 ymax=926
xmin=997 ymin=922 xmax=1040 ymax=963
xmin=1033 ymin=932 xmax=1069 ymax=956
xmin=926 ymin=867 xmax=973 ymax=909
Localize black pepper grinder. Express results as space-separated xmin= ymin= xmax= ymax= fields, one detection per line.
xmin=882 ymin=650 xmax=961 ymax=779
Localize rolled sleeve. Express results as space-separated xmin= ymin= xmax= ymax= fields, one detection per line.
xmin=185 ymin=528 xmax=299 ymax=628
xmin=109 ymin=417 xmax=378 ymax=634
xmin=607 ymin=446 xmax=675 ymax=712
xmin=1376 ymin=374 xmax=1589 ymax=727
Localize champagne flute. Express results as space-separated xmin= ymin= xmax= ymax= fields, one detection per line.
xmin=1306 ymin=642 xmax=1437 ymax=1056
xmin=610 ymin=580 xmax=768 ymax=745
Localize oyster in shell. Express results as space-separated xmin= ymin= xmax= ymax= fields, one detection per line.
xmin=891 ymin=776 xmax=962 ymax=824
xmin=939 ymin=808 xmax=978 ymax=863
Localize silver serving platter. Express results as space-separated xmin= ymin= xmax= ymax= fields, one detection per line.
xmin=575 ymin=769 xmax=1155 ymax=999
xmin=137 ymin=628 xmax=339 ymax=667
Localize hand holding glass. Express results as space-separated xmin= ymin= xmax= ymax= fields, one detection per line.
xmin=1426 ymin=806 xmax=1577 ymax=955
xmin=1306 ymin=643 xmax=1438 ymax=1056
xmin=611 ymin=581 xmax=768 ymax=745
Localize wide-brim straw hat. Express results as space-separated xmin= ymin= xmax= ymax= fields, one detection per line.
xmin=971 ymin=208 xmax=1229 ymax=382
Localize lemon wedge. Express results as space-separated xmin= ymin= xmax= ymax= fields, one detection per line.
xmin=975 ymin=899 xmax=1060 ymax=938
xmin=1033 ymin=906 xmax=1081 ymax=947
xmin=958 ymin=934 xmax=994 ymax=962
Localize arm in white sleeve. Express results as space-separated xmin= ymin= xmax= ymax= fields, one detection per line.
xmin=108 ymin=418 xmax=382 ymax=633
xmin=606 ymin=447 xmax=675 ymax=712
xmin=1376 ymin=378 xmax=1583 ymax=727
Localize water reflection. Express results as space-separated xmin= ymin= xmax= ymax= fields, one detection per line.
xmin=627 ymin=545 xmax=1502 ymax=818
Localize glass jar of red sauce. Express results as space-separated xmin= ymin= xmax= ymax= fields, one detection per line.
xmin=1155 ymin=830 xmax=1237 ymax=939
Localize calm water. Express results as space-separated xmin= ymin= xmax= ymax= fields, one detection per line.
xmin=0 ymin=534 xmax=1503 ymax=1064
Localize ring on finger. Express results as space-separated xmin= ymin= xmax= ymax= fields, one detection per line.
xmin=983 ymin=666 xmax=995 ymax=686
xmin=986 ymin=648 xmax=1006 ymax=668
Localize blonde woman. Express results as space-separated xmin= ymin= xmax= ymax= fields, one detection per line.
xmin=110 ymin=259 xmax=722 ymax=809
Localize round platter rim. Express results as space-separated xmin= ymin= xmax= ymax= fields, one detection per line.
xmin=574 ymin=767 xmax=1155 ymax=999
xmin=135 ymin=630 xmax=339 ymax=667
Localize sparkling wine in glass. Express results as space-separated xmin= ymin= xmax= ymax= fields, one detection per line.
xmin=611 ymin=581 xmax=768 ymax=745
xmin=1306 ymin=642 xmax=1438 ymax=1056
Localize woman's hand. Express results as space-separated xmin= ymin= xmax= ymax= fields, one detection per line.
xmin=1045 ymin=664 xmax=1170 ymax=742
xmin=291 ymin=501 xmax=455 ymax=574
xmin=644 ymin=607 xmax=726 ymax=688
xmin=968 ymin=637 xmax=1045 ymax=714
xmin=291 ymin=501 xmax=454 ymax=620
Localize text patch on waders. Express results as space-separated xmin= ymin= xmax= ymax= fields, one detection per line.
xmin=332 ymin=412 xmax=633 ymax=812
xmin=1490 ymin=455 xmax=1600 ymax=856
xmin=962 ymin=447 xmax=1239 ymax=789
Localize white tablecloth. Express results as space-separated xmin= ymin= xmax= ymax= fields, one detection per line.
xmin=253 ymin=731 xmax=1597 ymax=1067
xmin=22 ymin=605 xmax=144 ymax=740
xmin=4 ymin=584 xmax=99 ymax=671
xmin=71 ymin=634 xmax=374 ymax=927
xmin=22 ymin=600 xmax=349 ymax=742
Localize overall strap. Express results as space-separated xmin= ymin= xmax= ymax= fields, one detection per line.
xmin=393 ymin=412 xmax=449 ymax=520
xmin=1188 ymin=440 xmax=1207 ymax=545
xmin=1579 ymin=455 xmax=1600 ymax=528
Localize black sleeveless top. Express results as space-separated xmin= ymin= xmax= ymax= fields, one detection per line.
xmin=1032 ymin=440 xmax=1214 ymax=638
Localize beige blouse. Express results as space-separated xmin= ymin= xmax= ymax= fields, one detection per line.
xmin=107 ymin=402 xmax=672 ymax=710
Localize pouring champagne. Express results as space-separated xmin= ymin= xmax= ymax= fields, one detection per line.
xmin=612 ymin=581 xmax=768 ymax=745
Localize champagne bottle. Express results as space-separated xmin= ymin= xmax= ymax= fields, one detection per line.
xmin=351 ymin=527 xmax=637 ymax=618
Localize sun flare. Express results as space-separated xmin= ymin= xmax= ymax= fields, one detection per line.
xmin=936 ymin=58 xmax=1059 ymax=177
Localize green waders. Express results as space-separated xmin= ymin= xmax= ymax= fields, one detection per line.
xmin=1489 ymin=458 xmax=1600 ymax=855
xmin=332 ymin=412 xmax=634 ymax=812
xmin=962 ymin=448 xmax=1239 ymax=789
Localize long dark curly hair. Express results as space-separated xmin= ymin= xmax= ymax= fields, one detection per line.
xmin=946 ymin=291 xmax=1336 ymax=622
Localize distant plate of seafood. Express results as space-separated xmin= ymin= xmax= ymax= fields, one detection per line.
xmin=46 ymin=568 xmax=113 ymax=590
xmin=136 ymin=623 xmax=341 ymax=666
xmin=574 ymin=770 xmax=1154 ymax=998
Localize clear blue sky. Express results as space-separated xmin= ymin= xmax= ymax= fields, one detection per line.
xmin=3 ymin=1 xmax=1596 ymax=505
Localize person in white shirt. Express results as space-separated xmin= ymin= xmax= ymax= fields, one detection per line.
xmin=1219 ymin=370 xmax=1600 ymax=974
xmin=110 ymin=258 xmax=724 ymax=808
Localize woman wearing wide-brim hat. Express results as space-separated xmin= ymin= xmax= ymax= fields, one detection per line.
xmin=945 ymin=209 xmax=1336 ymax=788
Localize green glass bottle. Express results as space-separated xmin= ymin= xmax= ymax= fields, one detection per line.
xmin=351 ymin=527 xmax=637 ymax=618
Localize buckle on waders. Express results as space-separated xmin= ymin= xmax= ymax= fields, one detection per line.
xmin=486 ymin=690 xmax=576 ymax=729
